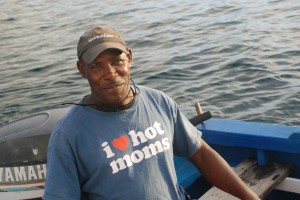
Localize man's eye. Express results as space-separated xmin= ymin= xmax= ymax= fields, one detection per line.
xmin=90 ymin=64 xmax=101 ymax=69
xmin=112 ymin=59 xmax=125 ymax=65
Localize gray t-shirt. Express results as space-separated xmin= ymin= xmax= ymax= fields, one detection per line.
xmin=44 ymin=86 xmax=201 ymax=200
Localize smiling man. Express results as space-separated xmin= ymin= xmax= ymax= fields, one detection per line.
xmin=44 ymin=26 xmax=259 ymax=200
xmin=77 ymin=26 xmax=133 ymax=111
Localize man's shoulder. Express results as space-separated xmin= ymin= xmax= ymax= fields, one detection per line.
xmin=137 ymin=85 xmax=176 ymax=108
xmin=49 ymin=105 xmax=86 ymax=147
xmin=51 ymin=105 xmax=85 ymax=134
xmin=138 ymin=85 xmax=167 ymax=97
xmin=58 ymin=105 xmax=83 ymax=123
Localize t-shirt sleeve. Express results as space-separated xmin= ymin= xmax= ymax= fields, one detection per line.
xmin=44 ymin=128 xmax=81 ymax=200
xmin=167 ymin=98 xmax=202 ymax=158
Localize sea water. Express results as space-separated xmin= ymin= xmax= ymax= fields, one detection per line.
xmin=1 ymin=0 xmax=299 ymax=126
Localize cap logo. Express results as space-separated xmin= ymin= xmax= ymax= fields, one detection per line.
xmin=88 ymin=33 xmax=114 ymax=43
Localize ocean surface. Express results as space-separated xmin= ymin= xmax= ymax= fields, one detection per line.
xmin=1 ymin=0 xmax=299 ymax=126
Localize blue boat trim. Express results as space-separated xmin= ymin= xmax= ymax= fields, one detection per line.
xmin=175 ymin=117 xmax=300 ymax=199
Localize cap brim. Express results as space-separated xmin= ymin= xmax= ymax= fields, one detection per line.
xmin=82 ymin=42 xmax=127 ymax=64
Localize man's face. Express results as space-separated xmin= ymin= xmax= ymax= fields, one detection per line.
xmin=77 ymin=48 xmax=132 ymax=108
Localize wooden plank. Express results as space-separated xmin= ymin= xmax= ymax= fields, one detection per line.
xmin=199 ymin=158 xmax=293 ymax=200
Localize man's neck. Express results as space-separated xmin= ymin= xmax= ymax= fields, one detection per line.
xmin=85 ymin=88 xmax=135 ymax=112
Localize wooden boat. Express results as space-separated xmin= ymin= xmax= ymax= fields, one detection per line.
xmin=0 ymin=107 xmax=299 ymax=199
xmin=175 ymin=117 xmax=300 ymax=199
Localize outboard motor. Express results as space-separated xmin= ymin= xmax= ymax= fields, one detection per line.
xmin=0 ymin=107 xmax=69 ymax=199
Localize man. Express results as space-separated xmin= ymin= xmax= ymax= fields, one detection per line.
xmin=44 ymin=26 xmax=259 ymax=200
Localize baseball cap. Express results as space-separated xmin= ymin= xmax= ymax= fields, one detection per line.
xmin=77 ymin=26 xmax=127 ymax=64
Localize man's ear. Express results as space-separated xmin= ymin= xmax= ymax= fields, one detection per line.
xmin=77 ymin=61 xmax=87 ymax=78
xmin=126 ymin=48 xmax=133 ymax=67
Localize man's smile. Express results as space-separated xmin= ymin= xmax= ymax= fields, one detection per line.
xmin=104 ymin=82 xmax=123 ymax=90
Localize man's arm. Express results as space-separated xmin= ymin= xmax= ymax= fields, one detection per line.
xmin=189 ymin=138 xmax=260 ymax=200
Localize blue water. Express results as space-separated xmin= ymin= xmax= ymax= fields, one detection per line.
xmin=1 ymin=0 xmax=300 ymax=126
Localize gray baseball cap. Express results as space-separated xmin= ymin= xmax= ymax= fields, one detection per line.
xmin=77 ymin=26 xmax=127 ymax=64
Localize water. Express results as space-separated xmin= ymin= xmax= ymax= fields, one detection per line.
xmin=1 ymin=0 xmax=300 ymax=126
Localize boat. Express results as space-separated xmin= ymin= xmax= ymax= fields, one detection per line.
xmin=175 ymin=117 xmax=300 ymax=199
xmin=0 ymin=107 xmax=299 ymax=199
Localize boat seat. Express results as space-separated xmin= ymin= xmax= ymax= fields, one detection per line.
xmin=199 ymin=158 xmax=292 ymax=200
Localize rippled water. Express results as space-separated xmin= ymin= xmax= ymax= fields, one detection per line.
xmin=1 ymin=0 xmax=300 ymax=126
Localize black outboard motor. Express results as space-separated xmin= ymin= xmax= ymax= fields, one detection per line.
xmin=0 ymin=107 xmax=69 ymax=187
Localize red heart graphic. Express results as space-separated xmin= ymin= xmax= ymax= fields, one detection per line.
xmin=112 ymin=135 xmax=128 ymax=151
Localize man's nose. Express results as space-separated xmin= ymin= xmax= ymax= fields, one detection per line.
xmin=104 ymin=64 xmax=117 ymax=78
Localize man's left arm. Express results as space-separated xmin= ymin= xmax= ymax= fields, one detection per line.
xmin=189 ymin=138 xmax=260 ymax=200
